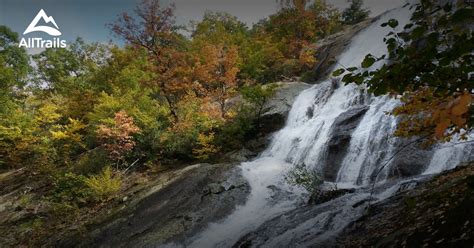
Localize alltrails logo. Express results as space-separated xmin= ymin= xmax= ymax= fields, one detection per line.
xmin=19 ymin=9 xmax=67 ymax=48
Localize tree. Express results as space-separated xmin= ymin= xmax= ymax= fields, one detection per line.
xmin=160 ymin=93 xmax=221 ymax=159
xmin=97 ymin=110 xmax=140 ymax=165
xmin=0 ymin=26 xmax=29 ymax=113
xmin=109 ymin=0 xmax=190 ymax=121
xmin=335 ymin=0 xmax=473 ymax=142
xmin=241 ymin=84 xmax=277 ymax=128
xmin=0 ymin=26 xmax=29 ymax=84
xmin=193 ymin=44 xmax=241 ymax=119
xmin=33 ymin=38 xmax=109 ymax=93
xmin=277 ymin=0 xmax=310 ymax=10
xmin=108 ymin=0 xmax=179 ymax=55
xmin=191 ymin=11 xmax=249 ymax=49
xmin=238 ymin=29 xmax=284 ymax=83
xmin=0 ymin=27 xmax=35 ymax=169
xmin=342 ymin=0 xmax=370 ymax=25
xmin=32 ymin=39 xmax=111 ymax=123
xmin=254 ymin=0 xmax=341 ymax=79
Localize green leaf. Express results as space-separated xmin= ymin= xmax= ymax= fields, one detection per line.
xmin=411 ymin=26 xmax=426 ymax=39
xmin=332 ymin=68 xmax=345 ymax=77
xmin=387 ymin=19 xmax=399 ymax=28
xmin=451 ymin=8 xmax=473 ymax=23
xmin=341 ymin=73 xmax=353 ymax=83
xmin=398 ymin=32 xmax=411 ymax=42
xmin=361 ymin=54 xmax=376 ymax=68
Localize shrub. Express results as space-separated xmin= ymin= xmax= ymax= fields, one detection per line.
xmin=88 ymin=88 xmax=169 ymax=165
xmin=160 ymin=94 xmax=222 ymax=160
xmin=216 ymin=105 xmax=255 ymax=151
xmin=84 ymin=166 xmax=122 ymax=202
xmin=49 ymin=201 xmax=80 ymax=220
xmin=192 ymin=132 xmax=219 ymax=160
xmin=96 ymin=110 xmax=140 ymax=165
xmin=285 ymin=164 xmax=323 ymax=193
xmin=51 ymin=172 xmax=90 ymax=204
xmin=74 ymin=148 xmax=110 ymax=174
xmin=241 ymin=84 xmax=277 ymax=128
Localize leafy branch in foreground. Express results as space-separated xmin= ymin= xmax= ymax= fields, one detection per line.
xmin=333 ymin=0 xmax=473 ymax=143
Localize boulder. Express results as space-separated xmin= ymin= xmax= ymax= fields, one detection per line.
xmin=263 ymin=82 xmax=311 ymax=118
xmin=258 ymin=82 xmax=311 ymax=135
xmin=225 ymin=148 xmax=257 ymax=162
xmin=339 ymin=164 xmax=474 ymax=248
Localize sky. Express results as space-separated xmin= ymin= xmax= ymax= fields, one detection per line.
xmin=0 ymin=0 xmax=405 ymax=51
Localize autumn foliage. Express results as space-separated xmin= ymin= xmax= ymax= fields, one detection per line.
xmin=97 ymin=111 xmax=140 ymax=163
xmin=393 ymin=89 xmax=472 ymax=141
xmin=193 ymin=45 xmax=241 ymax=118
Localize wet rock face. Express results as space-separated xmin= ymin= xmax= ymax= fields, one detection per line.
xmin=323 ymin=106 xmax=369 ymax=181
xmin=236 ymin=82 xmax=312 ymax=156
xmin=321 ymin=103 xmax=432 ymax=182
xmin=226 ymin=82 xmax=311 ymax=157
xmin=339 ymin=165 xmax=474 ymax=248
xmin=259 ymin=82 xmax=312 ymax=134
xmin=388 ymin=142 xmax=433 ymax=178
xmin=233 ymin=192 xmax=370 ymax=248
xmin=65 ymin=163 xmax=249 ymax=248
xmin=308 ymin=188 xmax=356 ymax=205
xmin=310 ymin=19 xmax=374 ymax=82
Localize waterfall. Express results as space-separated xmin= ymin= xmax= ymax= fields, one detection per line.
xmin=170 ymin=2 xmax=473 ymax=247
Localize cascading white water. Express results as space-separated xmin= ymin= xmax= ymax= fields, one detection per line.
xmin=424 ymin=135 xmax=474 ymax=174
xmin=335 ymin=96 xmax=400 ymax=186
xmin=170 ymin=2 xmax=473 ymax=247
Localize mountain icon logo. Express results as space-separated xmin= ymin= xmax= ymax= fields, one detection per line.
xmin=23 ymin=9 xmax=61 ymax=36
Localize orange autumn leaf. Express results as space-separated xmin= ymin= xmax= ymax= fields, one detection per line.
xmin=451 ymin=115 xmax=466 ymax=127
xmin=97 ymin=111 xmax=141 ymax=162
xmin=435 ymin=118 xmax=451 ymax=139
xmin=451 ymin=93 xmax=471 ymax=116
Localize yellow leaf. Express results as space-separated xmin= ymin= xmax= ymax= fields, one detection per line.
xmin=50 ymin=130 xmax=68 ymax=140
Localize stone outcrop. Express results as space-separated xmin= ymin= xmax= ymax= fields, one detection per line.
xmin=258 ymin=82 xmax=312 ymax=136
xmin=224 ymin=81 xmax=311 ymax=161
xmin=339 ymin=164 xmax=474 ymax=247
xmin=310 ymin=19 xmax=375 ymax=82
xmin=59 ymin=163 xmax=249 ymax=247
